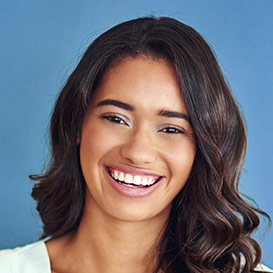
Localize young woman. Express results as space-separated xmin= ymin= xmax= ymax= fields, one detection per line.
xmin=0 ymin=17 xmax=271 ymax=273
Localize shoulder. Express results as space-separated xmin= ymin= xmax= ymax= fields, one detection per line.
xmin=252 ymin=263 xmax=273 ymax=273
xmin=0 ymin=241 xmax=50 ymax=273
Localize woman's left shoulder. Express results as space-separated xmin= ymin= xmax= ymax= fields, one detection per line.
xmin=252 ymin=263 xmax=273 ymax=273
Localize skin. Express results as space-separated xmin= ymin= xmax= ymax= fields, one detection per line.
xmin=46 ymin=56 xmax=196 ymax=273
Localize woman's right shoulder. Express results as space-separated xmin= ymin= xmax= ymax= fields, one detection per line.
xmin=0 ymin=240 xmax=51 ymax=273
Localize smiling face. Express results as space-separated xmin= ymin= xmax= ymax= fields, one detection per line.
xmin=79 ymin=56 xmax=196 ymax=223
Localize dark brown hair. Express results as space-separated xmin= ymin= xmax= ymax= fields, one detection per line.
xmin=31 ymin=17 xmax=270 ymax=272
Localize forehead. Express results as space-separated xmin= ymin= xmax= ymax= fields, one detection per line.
xmin=91 ymin=56 xmax=187 ymax=114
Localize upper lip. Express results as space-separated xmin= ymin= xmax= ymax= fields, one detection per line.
xmin=105 ymin=164 xmax=163 ymax=178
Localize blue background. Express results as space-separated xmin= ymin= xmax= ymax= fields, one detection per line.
xmin=0 ymin=0 xmax=272 ymax=267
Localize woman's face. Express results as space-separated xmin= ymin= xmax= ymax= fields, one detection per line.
xmin=80 ymin=56 xmax=196 ymax=222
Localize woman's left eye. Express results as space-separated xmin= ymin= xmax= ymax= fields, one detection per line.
xmin=101 ymin=115 xmax=128 ymax=126
xmin=159 ymin=126 xmax=185 ymax=134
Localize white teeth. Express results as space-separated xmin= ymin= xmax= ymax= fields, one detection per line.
xmin=110 ymin=169 xmax=158 ymax=186
xmin=133 ymin=176 xmax=141 ymax=185
xmin=142 ymin=177 xmax=148 ymax=186
xmin=114 ymin=170 xmax=119 ymax=180
xmin=124 ymin=174 xmax=133 ymax=183
xmin=118 ymin=172 xmax=124 ymax=181
xmin=125 ymin=183 xmax=135 ymax=187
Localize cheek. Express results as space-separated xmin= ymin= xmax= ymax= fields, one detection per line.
xmin=163 ymin=139 xmax=196 ymax=181
xmin=79 ymin=124 xmax=105 ymax=174
xmin=80 ymin=132 xmax=103 ymax=163
xmin=79 ymin=126 xmax=114 ymax=193
xmin=79 ymin=124 xmax=123 ymax=169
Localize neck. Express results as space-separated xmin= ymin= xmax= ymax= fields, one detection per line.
xmin=47 ymin=196 xmax=169 ymax=273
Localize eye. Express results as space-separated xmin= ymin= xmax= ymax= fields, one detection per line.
xmin=159 ymin=126 xmax=185 ymax=135
xmin=101 ymin=115 xmax=129 ymax=126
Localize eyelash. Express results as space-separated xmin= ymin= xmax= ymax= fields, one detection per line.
xmin=159 ymin=127 xmax=185 ymax=134
xmin=101 ymin=115 xmax=186 ymax=135
xmin=101 ymin=115 xmax=129 ymax=126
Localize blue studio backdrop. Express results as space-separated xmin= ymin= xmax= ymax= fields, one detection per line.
xmin=1 ymin=0 xmax=272 ymax=268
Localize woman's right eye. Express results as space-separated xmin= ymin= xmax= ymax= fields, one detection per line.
xmin=101 ymin=115 xmax=128 ymax=126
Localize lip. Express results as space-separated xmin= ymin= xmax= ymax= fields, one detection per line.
xmin=107 ymin=164 xmax=162 ymax=177
xmin=104 ymin=165 xmax=164 ymax=198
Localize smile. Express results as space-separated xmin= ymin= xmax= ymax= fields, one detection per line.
xmin=107 ymin=168 xmax=162 ymax=188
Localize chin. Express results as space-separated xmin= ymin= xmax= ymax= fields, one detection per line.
xmin=104 ymin=201 xmax=172 ymax=223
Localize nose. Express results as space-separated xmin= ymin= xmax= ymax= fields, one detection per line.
xmin=120 ymin=128 xmax=157 ymax=165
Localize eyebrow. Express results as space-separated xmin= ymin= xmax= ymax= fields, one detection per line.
xmin=96 ymin=99 xmax=190 ymax=123
xmin=158 ymin=110 xmax=191 ymax=123
xmin=96 ymin=99 xmax=134 ymax=111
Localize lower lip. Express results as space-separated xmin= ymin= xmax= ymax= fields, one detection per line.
xmin=105 ymin=168 xmax=162 ymax=198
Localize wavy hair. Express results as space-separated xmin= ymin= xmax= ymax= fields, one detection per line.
xmin=31 ymin=17 xmax=270 ymax=272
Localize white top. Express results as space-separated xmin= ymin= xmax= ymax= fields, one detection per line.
xmin=0 ymin=241 xmax=272 ymax=273
xmin=0 ymin=241 xmax=50 ymax=273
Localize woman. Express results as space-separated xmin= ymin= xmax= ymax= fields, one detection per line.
xmin=0 ymin=17 xmax=271 ymax=273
